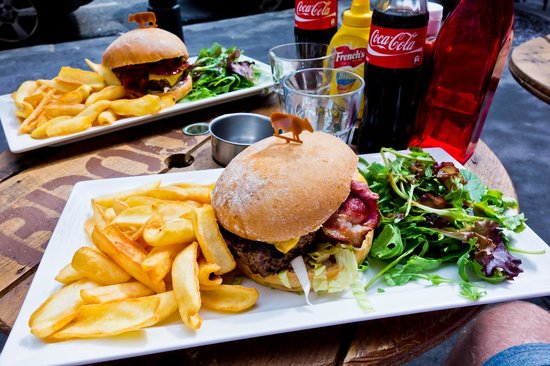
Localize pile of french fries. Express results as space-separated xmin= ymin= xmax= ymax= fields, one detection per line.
xmin=29 ymin=180 xmax=259 ymax=341
xmin=12 ymin=59 xmax=176 ymax=139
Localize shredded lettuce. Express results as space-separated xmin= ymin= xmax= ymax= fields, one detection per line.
xmin=312 ymin=264 xmax=328 ymax=292
xmin=277 ymin=270 xmax=291 ymax=289
xmin=307 ymin=243 xmax=370 ymax=309
xmin=290 ymin=256 xmax=312 ymax=305
xmin=328 ymin=247 xmax=359 ymax=293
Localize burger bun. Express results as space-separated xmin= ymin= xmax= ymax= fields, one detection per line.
xmin=212 ymin=132 xmax=359 ymax=243
xmin=102 ymin=27 xmax=189 ymax=69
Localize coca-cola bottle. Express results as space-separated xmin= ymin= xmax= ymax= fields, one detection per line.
xmin=410 ymin=0 xmax=514 ymax=164
xmin=357 ymin=0 xmax=428 ymax=153
xmin=294 ymin=0 xmax=338 ymax=45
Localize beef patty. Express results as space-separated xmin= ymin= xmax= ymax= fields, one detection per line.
xmin=221 ymin=229 xmax=318 ymax=277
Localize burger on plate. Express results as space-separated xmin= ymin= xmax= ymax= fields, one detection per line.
xmin=102 ymin=23 xmax=192 ymax=101
xmin=211 ymin=131 xmax=380 ymax=293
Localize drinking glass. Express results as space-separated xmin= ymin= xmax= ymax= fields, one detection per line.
xmin=282 ymin=68 xmax=364 ymax=144
xmin=268 ymin=43 xmax=336 ymax=109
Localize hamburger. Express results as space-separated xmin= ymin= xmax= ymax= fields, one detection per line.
xmin=102 ymin=26 xmax=192 ymax=101
xmin=211 ymin=132 xmax=380 ymax=293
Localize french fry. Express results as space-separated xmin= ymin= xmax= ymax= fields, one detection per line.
xmin=86 ymin=85 xmax=126 ymax=106
xmin=111 ymin=205 xmax=154 ymax=227
xmin=29 ymin=279 xmax=99 ymax=338
xmin=45 ymin=115 xmax=93 ymax=137
xmin=141 ymin=243 xmax=186 ymax=282
xmin=85 ymin=58 xmax=121 ymax=86
xmin=57 ymin=84 xmax=93 ymax=104
xmin=91 ymin=225 xmax=166 ymax=293
xmin=38 ymin=78 xmax=80 ymax=93
xmin=77 ymin=99 xmax=111 ymax=120
xmin=80 ymin=281 xmax=154 ymax=304
xmin=172 ymin=241 xmax=202 ymax=330
xmin=146 ymin=186 xmax=212 ymax=204
xmin=159 ymin=95 xmax=176 ymax=109
xmin=12 ymin=80 xmax=38 ymax=119
xmin=149 ymin=291 xmax=178 ymax=323
xmin=19 ymin=89 xmax=55 ymax=134
xmin=22 ymin=90 xmax=47 ymax=109
xmin=84 ymin=218 xmax=95 ymax=237
xmin=197 ymin=258 xmax=222 ymax=287
xmin=111 ymin=199 xmax=129 ymax=215
xmin=97 ymin=109 xmax=117 ymax=125
xmin=30 ymin=116 xmax=71 ymax=139
xmin=124 ymin=195 xmax=167 ymax=207
xmin=48 ymin=296 xmax=160 ymax=341
xmin=105 ymin=207 xmax=117 ymax=221
xmin=173 ymin=182 xmax=216 ymax=190
xmin=57 ymin=66 xmax=105 ymax=90
xmin=154 ymin=201 xmax=194 ymax=220
xmin=143 ymin=213 xmax=195 ymax=247
xmin=92 ymin=180 xmax=161 ymax=207
xmin=71 ymin=246 xmax=131 ymax=285
xmin=200 ymin=285 xmax=259 ymax=312
xmin=110 ymin=94 xmax=161 ymax=116
xmin=44 ymin=103 xmax=86 ymax=118
xmin=54 ymin=263 xmax=83 ymax=285
xmin=192 ymin=205 xmax=236 ymax=275
xmin=92 ymin=201 xmax=111 ymax=230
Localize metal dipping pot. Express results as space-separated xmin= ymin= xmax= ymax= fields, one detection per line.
xmin=209 ymin=113 xmax=274 ymax=166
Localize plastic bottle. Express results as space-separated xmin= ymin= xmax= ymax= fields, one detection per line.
xmin=356 ymin=0 xmax=429 ymax=153
xmin=329 ymin=0 xmax=372 ymax=117
xmin=294 ymin=0 xmax=338 ymax=46
xmin=410 ymin=0 xmax=514 ymax=164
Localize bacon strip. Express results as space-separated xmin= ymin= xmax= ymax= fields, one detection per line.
xmin=322 ymin=181 xmax=380 ymax=247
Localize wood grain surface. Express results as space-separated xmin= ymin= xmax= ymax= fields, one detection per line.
xmin=509 ymin=34 xmax=550 ymax=104
xmin=0 ymin=92 xmax=518 ymax=365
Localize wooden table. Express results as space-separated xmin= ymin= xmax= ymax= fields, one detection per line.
xmin=0 ymin=92 xmax=517 ymax=365
xmin=509 ymin=34 xmax=550 ymax=104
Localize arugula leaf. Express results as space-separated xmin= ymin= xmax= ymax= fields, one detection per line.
xmin=371 ymin=224 xmax=404 ymax=259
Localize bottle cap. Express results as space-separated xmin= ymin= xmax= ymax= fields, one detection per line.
xmin=427 ymin=2 xmax=444 ymax=38
xmin=342 ymin=0 xmax=372 ymax=28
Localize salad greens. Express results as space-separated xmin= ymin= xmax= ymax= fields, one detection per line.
xmin=360 ymin=148 xmax=528 ymax=300
xmin=182 ymin=43 xmax=260 ymax=101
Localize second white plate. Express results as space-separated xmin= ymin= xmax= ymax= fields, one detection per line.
xmin=0 ymin=56 xmax=273 ymax=153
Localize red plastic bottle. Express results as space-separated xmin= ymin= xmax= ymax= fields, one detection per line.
xmin=294 ymin=0 xmax=338 ymax=45
xmin=356 ymin=0 xmax=429 ymax=153
xmin=410 ymin=0 xmax=515 ymax=164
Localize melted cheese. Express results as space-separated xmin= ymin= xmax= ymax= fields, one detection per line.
xmin=354 ymin=170 xmax=366 ymax=183
xmin=149 ymin=71 xmax=183 ymax=86
xmin=268 ymin=237 xmax=300 ymax=254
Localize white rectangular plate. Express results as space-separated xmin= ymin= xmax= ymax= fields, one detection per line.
xmin=0 ymin=56 xmax=273 ymax=153
xmin=1 ymin=148 xmax=549 ymax=366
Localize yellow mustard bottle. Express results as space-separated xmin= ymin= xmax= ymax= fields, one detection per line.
xmin=329 ymin=0 xmax=372 ymax=117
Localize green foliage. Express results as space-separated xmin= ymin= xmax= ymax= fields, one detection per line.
xmin=361 ymin=148 xmax=528 ymax=300
xmin=181 ymin=43 xmax=259 ymax=102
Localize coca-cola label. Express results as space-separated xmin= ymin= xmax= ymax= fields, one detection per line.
xmin=367 ymin=25 xmax=428 ymax=69
xmin=334 ymin=45 xmax=368 ymax=69
xmin=295 ymin=0 xmax=337 ymax=30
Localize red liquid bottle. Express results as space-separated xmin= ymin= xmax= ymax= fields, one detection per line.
xmin=294 ymin=0 xmax=338 ymax=45
xmin=356 ymin=0 xmax=429 ymax=153
xmin=410 ymin=0 xmax=514 ymax=164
